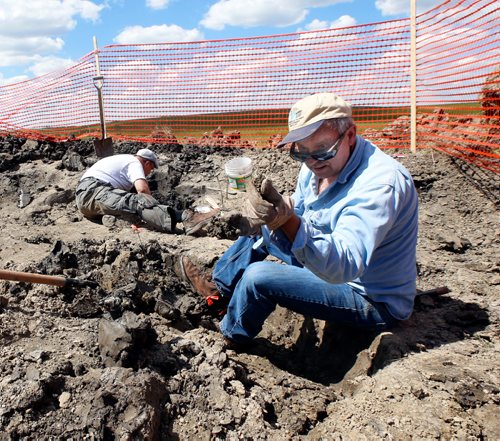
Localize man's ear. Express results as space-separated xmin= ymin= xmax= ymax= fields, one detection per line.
xmin=347 ymin=124 xmax=357 ymax=143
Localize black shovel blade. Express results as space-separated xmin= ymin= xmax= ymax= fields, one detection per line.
xmin=94 ymin=137 xmax=114 ymax=158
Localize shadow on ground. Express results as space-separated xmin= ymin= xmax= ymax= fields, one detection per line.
xmin=244 ymin=293 xmax=490 ymax=385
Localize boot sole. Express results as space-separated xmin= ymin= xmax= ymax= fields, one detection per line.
xmin=184 ymin=209 xmax=220 ymax=235
xmin=184 ymin=218 xmax=211 ymax=235
xmin=175 ymin=256 xmax=195 ymax=292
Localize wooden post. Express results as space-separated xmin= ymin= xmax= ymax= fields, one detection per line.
xmin=93 ymin=36 xmax=107 ymax=140
xmin=410 ymin=0 xmax=417 ymax=153
xmin=92 ymin=37 xmax=113 ymax=157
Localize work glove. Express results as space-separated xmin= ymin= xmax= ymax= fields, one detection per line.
xmin=258 ymin=178 xmax=294 ymax=230
xmin=226 ymin=178 xmax=294 ymax=236
xmin=244 ymin=178 xmax=279 ymax=224
xmin=223 ymin=179 xmax=270 ymax=236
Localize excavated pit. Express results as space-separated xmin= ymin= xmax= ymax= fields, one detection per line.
xmin=0 ymin=135 xmax=498 ymax=439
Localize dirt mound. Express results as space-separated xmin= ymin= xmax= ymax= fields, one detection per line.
xmin=0 ymin=138 xmax=498 ymax=439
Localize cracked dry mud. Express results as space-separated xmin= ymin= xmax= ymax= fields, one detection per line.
xmin=0 ymin=136 xmax=498 ymax=440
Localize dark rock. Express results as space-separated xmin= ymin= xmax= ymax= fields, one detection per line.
xmin=98 ymin=312 xmax=157 ymax=368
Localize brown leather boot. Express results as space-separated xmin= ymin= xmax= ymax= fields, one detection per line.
xmin=181 ymin=208 xmax=220 ymax=236
xmin=175 ymin=256 xmax=228 ymax=316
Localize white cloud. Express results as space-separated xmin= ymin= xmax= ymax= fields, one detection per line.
xmin=375 ymin=0 xmax=442 ymax=16
xmin=200 ymin=0 xmax=351 ymax=30
xmin=114 ymin=24 xmax=204 ymax=44
xmin=0 ymin=0 xmax=105 ymax=73
xmin=303 ymin=19 xmax=329 ymax=31
xmin=303 ymin=14 xmax=357 ymax=31
xmin=65 ymin=0 xmax=105 ymax=21
xmin=330 ymin=14 xmax=357 ymax=28
xmin=0 ymin=36 xmax=67 ymax=71
xmin=0 ymin=0 xmax=105 ymax=36
xmin=146 ymin=0 xmax=170 ymax=10
xmin=0 ymin=36 xmax=65 ymax=63
xmin=28 ymin=56 xmax=76 ymax=77
xmin=0 ymin=73 xmax=29 ymax=86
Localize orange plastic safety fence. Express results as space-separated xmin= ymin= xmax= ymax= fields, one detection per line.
xmin=416 ymin=0 xmax=499 ymax=173
xmin=0 ymin=0 xmax=498 ymax=172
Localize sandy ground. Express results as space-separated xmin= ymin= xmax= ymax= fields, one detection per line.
xmin=0 ymin=136 xmax=498 ymax=439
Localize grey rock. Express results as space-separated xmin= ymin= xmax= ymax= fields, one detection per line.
xmin=102 ymin=215 xmax=116 ymax=227
xmin=98 ymin=312 xmax=156 ymax=368
xmin=62 ymin=151 xmax=86 ymax=171
xmin=98 ymin=318 xmax=133 ymax=368
xmin=18 ymin=190 xmax=32 ymax=208
xmin=44 ymin=189 xmax=74 ymax=206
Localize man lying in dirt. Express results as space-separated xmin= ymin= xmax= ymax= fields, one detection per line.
xmin=177 ymin=92 xmax=419 ymax=349
xmin=75 ymin=148 xmax=218 ymax=235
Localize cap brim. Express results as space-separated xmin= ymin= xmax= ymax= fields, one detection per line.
xmin=144 ymin=157 xmax=159 ymax=168
xmin=277 ymin=120 xmax=324 ymax=147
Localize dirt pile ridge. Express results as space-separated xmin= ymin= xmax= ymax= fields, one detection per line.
xmin=0 ymin=136 xmax=498 ymax=439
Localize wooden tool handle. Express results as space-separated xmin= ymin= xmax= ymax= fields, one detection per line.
xmin=0 ymin=269 xmax=67 ymax=287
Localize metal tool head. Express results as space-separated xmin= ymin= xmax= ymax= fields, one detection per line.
xmin=66 ymin=278 xmax=99 ymax=288
xmin=94 ymin=137 xmax=114 ymax=158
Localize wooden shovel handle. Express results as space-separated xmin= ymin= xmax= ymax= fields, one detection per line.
xmin=0 ymin=269 xmax=67 ymax=287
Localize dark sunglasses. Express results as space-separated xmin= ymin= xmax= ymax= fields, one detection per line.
xmin=290 ymin=131 xmax=347 ymax=162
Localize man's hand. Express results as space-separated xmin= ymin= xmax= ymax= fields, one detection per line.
xmin=225 ymin=180 xmax=273 ymax=236
xmin=245 ymin=179 xmax=279 ymax=224
xmin=243 ymin=178 xmax=294 ymax=231
xmin=224 ymin=179 xmax=294 ymax=236
xmin=259 ymin=179 xmax=294 ymax=230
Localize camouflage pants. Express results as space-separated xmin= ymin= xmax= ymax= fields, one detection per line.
xmin=75 ymin=177 xmax=176 ymax=233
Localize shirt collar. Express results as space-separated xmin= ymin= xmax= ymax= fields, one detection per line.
xmin=337 ymin=135 xmax=365 ymax=184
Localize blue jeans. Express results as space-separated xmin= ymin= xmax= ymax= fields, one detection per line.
xmin=213 ymin=235 xmax=397 ymax=344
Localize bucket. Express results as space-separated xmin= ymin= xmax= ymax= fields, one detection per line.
xmin=225 ymin=156 xmax=253 ymax=191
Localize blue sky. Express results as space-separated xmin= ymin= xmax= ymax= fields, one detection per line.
xmin=0 ymin=0 xmax=443 ymax=85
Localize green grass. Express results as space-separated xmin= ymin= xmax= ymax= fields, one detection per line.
xmin=34 ymin=102 xmax=483 ymax=145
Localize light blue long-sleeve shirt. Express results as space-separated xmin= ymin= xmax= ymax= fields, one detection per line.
xmin=268 ymin=135 xmax=418 ymax=320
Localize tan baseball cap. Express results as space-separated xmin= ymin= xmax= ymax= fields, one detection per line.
xmin=277 ymin=92 xmax=352 ymax=147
